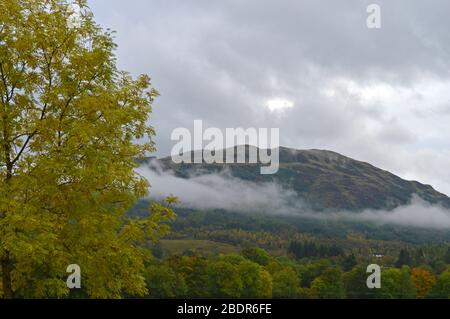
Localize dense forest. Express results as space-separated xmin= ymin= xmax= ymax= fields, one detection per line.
xmin=141 ymin=247 xmax=450 ymax=299
xmin=125 ymin=205 xmax=450 ymax=299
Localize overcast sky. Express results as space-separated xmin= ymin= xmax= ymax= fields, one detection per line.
xmin=89 ymin=0 xmax=450 ymax=196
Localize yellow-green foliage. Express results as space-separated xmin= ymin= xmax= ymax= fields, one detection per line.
xmin=160 ymin=239 xmax=239 ymax=257
xmin=0 ymin=0 xmax=174 ymax=298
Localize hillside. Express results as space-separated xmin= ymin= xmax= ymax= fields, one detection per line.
xmin=142 ymin=146 xmax=450 ymax=212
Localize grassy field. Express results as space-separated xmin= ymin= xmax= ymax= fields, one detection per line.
xmin=160 ymin=239 xmax=240 ymax=257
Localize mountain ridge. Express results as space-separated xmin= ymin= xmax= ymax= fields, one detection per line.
xmin=141 ymin=145 xmax=450 ymax=212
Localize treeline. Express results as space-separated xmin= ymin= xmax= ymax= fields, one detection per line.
xmin=144 ymin=247 xmax=450 ymax=299
xmin=143 ymin=208 xmax=450 ymax=244
xmin=395 ymin=247 xmax=450 ymax=269
xmin=288 ymin=241 xmax=344 ymax=259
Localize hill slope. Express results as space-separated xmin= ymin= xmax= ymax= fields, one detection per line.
xmin=142 ymin=146 xmax=450 ymax=212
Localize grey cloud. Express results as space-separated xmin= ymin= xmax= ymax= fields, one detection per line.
xmin=90 ymin=0 xmax=450 ymax=195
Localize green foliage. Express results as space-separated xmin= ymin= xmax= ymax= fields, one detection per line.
xmin=137 ymin=208 xmax=450 ymax=300
xmin=308 ymin=267 xmax=345 ymax=299
xmin=242 ymin=247 xmax=271 ymax=266
xmin=299 ymin=259 xmax=332 ymax=287
xmin=377 ymin=266 xmax=417 ymax=299
xmin=445 ymin=247 xmax=450 ymax=264
xmin=151 ymin=242 xmax=164 ymax=259
xmin=145 ymin=263 xmax=187 ymax=298
xmin=141 ymin=245 xmax=450 ymax=299
xmin=288 ymin=241 xmax=344 ymax=260
xmin=207 ymin=260 xmax=243 ymax=298
xmin=395 ymin=249 xmax=413 ymax=268
xmin=429 ymin=269 xmax=450 ymax=299
xmin=342 ymin=253 xmax=358 ymax=272
xmin=344 ymin=265 xmax=376 ymax=299
xmin=269 ymin=264 xmax=300 ymax=298
xmin=149 ymin=208 xmax=450 ymax=248
xmin=167 ymin=255 xmax=209 ymax=298
xmin=158 ymin=239 xmax=238 ymax=257
xmin=238 ymin=260 xmax=272 ymax=298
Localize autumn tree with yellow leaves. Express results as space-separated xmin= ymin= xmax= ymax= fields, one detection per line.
xmin=0 ymin=0 xmax=175 ymax=298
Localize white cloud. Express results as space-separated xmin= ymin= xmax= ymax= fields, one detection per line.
xmin=265 ymin=98 xmax=294 ymax=112
xmin=323 ymin=196 xmax=450 ymax=229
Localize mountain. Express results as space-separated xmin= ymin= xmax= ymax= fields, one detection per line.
xmin=141 ymin=146 xmax=450 ymax=212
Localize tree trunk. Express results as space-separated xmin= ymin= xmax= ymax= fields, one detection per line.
xmin=1 ymin=65 xmax=15 ymax=299
xmin=1 ymin=145 xmax=14 ymax=298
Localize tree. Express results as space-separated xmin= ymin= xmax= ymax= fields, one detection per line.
xmin=309 ymin=267 xmax=344 ymax=299
xmin=344 ymin=265 xmax=377 ymax=299
xmin=411 ymin=268 xmax=436 ymax=299
xmin=271 ymin=266 xmax=299 ymax=298
xmin=238 ymin=260 xmax=272 ymax=298
xmin=207 ymin=260 xmax=243 ymax=298
xmin=378 ymin=266 xmax=416 ymax=299
xmin=169 ymin=255 xmax=210 ymax=298
xmin=266 ymin=259 xmax=300 ymax=298
xmin=395 ymin=249 xmax=413 ymax=268
xmin=342 ymin=253 xmax=357 ymax=272
xmin=444 ymin=247 xmax=450 ymax=264
xmin=151 ymin=242 xmax=164 ymax=259
xmin=242 ymin=247 xmax=271 ymax=266
xmin=429 ymin=270 xmax=450 ymax=299
xmin=299 ymin=259 xmax=331 ymax=287
xmin=413 ymin=248 xmax=425 ymax=266
xmin=0 ymin=0 xmax=174 ymax=298
xmin=145 ymin=263 xmax=187 ymax=298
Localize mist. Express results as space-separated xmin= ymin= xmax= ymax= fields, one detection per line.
xmin=330 ymin=196 xmax=450 ymax=229
xmin=136 ymin=165 xmax=304 ymax=214
xmin=137 ymin=165 xmax=450 ymax=229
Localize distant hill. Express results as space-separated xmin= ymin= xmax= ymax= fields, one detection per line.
xmin=140 ymin=146 xmax=450 ymax=212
